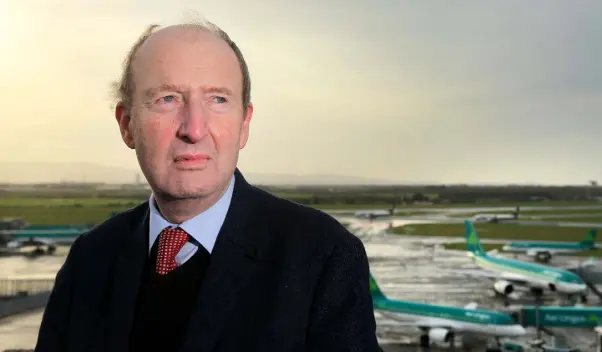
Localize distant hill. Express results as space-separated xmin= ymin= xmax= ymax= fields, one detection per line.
xmin=242 ymin=173 xmax=402 ymax=186
xmin=0 ymin=162 xmax=140 ymax=184
xmin=0 ymin=162 xmax=401 ymax=186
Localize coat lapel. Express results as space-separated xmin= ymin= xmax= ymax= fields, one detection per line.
xmin=105 ymin=207 xmax=149 ymax=352
xmin=180 ymin=169 xmax=269 ymax=352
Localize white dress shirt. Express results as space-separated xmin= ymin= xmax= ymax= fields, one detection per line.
xmin=148 ymin=175 xmax=235 ymax=265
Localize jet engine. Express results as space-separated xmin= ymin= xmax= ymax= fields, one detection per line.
xmin=428 ymin=328 xmax=452 ymax=344
xmin=494 ymin=280 xmax=514 ymax=295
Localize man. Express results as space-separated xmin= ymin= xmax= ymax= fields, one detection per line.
xmin=35 ymin=20 xmax=380 ymax=352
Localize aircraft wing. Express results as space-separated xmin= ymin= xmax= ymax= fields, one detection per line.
xmin=563 ymin=257 xmax=597 ymax=272
xmin=451 ymin=269 xmax=530 ymax=285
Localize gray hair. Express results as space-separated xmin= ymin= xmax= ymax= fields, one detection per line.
xmin=112 ymin=20 xmax=252 ymax=115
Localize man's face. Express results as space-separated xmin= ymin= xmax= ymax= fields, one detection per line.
xmin=116 ymin=27 xmax=253 ymax=200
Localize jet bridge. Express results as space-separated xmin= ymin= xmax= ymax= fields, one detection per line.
xmin=507 ymin=305 xmax=602 ymax=328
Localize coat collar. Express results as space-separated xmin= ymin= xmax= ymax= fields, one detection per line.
xmin=104 ymin=168 xmax=269 ymax=352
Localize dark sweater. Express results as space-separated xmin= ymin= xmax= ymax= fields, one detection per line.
xmin=128 ymin=239 xmax=211 ymax=352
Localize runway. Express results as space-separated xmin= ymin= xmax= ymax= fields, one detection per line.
xmin=1 ymin=227 xmax=601 ymax=351
xmin=0 ymin=250 xmax=67 ymax=351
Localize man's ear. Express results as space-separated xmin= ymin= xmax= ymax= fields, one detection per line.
xmin=239 ymin=103 xmax=253 ymax=150
xmin=115 ymin=103 xmax=135 ymax=149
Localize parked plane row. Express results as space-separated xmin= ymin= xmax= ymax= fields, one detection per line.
xmin=368 ymin=221 xmax=600 ymax=350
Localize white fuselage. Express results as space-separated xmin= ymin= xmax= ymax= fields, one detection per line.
xmin=377 ymin=311 xmax=526 ymax=337
xmin=471 ymin=254 xmax=588 ymax=295
xmin=502 ymin=246 xmax=582 ymax=255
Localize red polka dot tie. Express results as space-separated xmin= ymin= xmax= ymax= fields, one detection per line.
xmin=155 ymin=227 xmax=189 ymax=275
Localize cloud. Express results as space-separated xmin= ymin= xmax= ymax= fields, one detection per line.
xmin=1 ymin=0 xmax=600 ymax=184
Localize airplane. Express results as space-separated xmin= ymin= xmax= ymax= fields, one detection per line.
xmin=0 ymin=212 xmax=121 ymax=255
xmin=502 ymin=229 xmax=598 ymax=263
xmin=354 ymin=200 xmax=398 ymax=221
xmin=456 ymin=220 xmax=589 ymax=304
xmin=0 ymin=227 xmax=89 ymax=256
xmin=355 ymin=208 xmax=394 ymax=221
xmin=472 ymin=206 xmax=520 ymax=224
xmin=369 ymin=273 xmax=526 ymax=350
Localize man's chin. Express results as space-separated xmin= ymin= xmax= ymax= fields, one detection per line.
xmin=163 ymin=188 xmax=212 ymax=200
xmin=159 ymin=182 xmax=220 ymax=200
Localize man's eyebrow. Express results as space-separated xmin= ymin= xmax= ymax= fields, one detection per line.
xmin=142 ymin=85 xmax=234 ymax=99
xmin=204 ymin=86 xmax=233 ymax=96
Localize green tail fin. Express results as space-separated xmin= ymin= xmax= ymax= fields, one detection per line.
xmin=580 ymin=229 xmax=598 ymax=246
xmin=464 ymin=220 xmax=485 ymax=255
xmin=369 ymin=273 xmax=386 ymax=300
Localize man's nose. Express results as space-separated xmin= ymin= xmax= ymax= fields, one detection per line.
xmin=177 ymin=102 xmax=209 ymax=144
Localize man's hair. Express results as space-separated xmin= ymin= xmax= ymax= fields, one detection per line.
xmin=112 ymin=20 xmax=251 ymax=115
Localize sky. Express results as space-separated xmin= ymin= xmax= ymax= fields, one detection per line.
xmin=0 ymin=0 xmax=600 ymax=184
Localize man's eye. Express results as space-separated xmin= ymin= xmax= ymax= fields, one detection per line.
xmin=213 ymin=96 xmax=227 ymax=104
xmin=159 ymin=95 xmax=176 ymax=103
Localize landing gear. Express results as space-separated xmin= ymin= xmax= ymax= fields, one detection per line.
xmin=418 ymin=332 xmax=455 ymax=349
xmin=484 ymin=337 xmax=502 ymax=352
xmin=419 ymin=334 xmax=429 ymax=348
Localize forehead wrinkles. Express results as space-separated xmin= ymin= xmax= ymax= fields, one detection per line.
xmin=131 ymin=28 xmax=242 ymax=98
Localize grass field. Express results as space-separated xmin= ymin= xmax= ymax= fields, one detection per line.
xmin=448 ymin=209 xmax=602 ymax=218
xmin=442 ymin=242 xmax=602 ymax=257
xmin=0 ymin=205 xmax=134 ymax=225
xmin=311 ymin=204 xmax=396 ymax=210
xmin=1 ymin=196 xmax=602 ymax=225
xmin=0 ymin=198 xmax=143 ymax=207
xmin=520 ymin=208 xmax=602 ymax=215
xmin=540 ymin=216 xmax=602 ymax=223
xmin=392 ymin=223 xmax=596 ymax=242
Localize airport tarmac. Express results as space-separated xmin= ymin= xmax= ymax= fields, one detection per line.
xmin=1 ymin=228 xmax=601 ymax=351
xmin=324 ymin=204 xmax=602 ymax=215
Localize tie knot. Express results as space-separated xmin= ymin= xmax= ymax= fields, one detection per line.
xmin=156 ymin=227 xmax=189 ymax=275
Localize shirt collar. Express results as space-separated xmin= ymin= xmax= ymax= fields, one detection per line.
xmin=148 ymin=175 xmax=235 ymax=254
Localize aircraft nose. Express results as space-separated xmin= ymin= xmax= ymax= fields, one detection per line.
xmin=511 ymin=325 xmax=527 ymax=336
